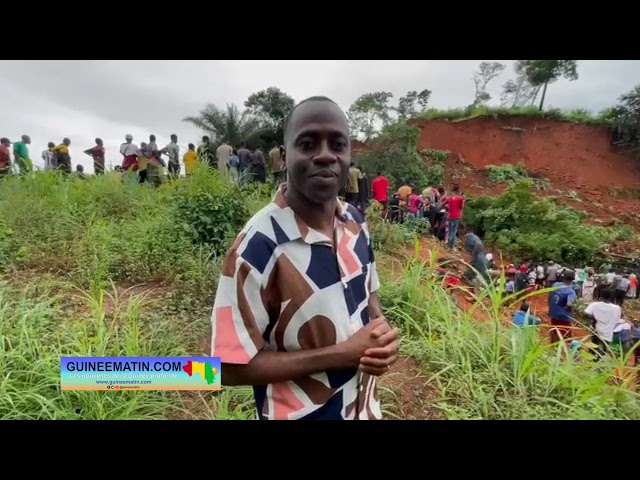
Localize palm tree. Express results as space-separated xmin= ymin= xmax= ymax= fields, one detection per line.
xmin=183 ymin=103 xmax=262 ymax=146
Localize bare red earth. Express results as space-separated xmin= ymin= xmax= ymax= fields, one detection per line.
xmin=409 ymin=117 xmax=640 ymax=229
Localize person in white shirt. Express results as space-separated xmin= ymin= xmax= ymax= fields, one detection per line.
xmin=41 ymin=142 xmax=56 ymax=171
xmin=120 ymin=134 xmax=139 ymax=172
xmin=584 ymin=288 xmax=623 ymax=360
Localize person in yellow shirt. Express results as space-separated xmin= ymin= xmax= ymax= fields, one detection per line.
xmin=53 ymin=138 xmax=72 ymax=174
xmin=183 ymin=143 xmax=198 ymax=175
xmin=398 ymin=183 xmax=412 ymax=206
xmin=345 ymin=161 xmax=363 ymax=207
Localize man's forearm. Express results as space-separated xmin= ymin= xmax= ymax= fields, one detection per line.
xmin=222 ymin=344 xmax=355 ymax=386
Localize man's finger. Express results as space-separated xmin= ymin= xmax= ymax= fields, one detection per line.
xmin=370 ymin=318 xmax=392 ymax=338
xmin=360 ymin=354 xmax=394 ymax=368
xmin=370 ymin=328 xmax=400 ymax=348
xmin=364 ymin=338 xmax=399 ymax=359
xmin=361 ymin=351 xmax=399 ymax=368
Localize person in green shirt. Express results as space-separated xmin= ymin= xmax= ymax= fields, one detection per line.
xmin=13 ymin=134 xmax=32 ymax=173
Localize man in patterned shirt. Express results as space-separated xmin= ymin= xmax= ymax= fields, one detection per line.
xmin=210 ymin=96 xmax=400 ymax=420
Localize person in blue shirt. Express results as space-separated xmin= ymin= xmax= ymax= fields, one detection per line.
xmin=548 ymin=270 xmax=577 ymax=343
xmin=513 ymin=301 xmax=543 ymax=327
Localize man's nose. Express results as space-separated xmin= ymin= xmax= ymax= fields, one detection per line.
xmin=313 ymin=141 xmax=337 ymax=165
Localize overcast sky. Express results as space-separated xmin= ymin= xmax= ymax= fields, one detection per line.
xmin=1 ymin=60 xmax=638 ymax=174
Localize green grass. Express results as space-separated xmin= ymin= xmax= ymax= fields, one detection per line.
xmin=2 ymin=168 xmax=639 ymax=420
xmin=417 ymin=106 xmax=611 ymax=125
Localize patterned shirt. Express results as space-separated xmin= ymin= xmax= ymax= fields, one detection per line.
xmin=210 ymin=187 xmax=382 ymax=420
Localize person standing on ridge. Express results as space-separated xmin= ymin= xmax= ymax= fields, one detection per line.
xmin=183 ymin=143 xmax=198 ymax=176
xmin=0 ymin=138 xmax=12 ymax=177
xmin=42 ymin=142 xmax=56 ymax=172
xmin=209 ymin=96 xmax=399 ymax=420
xmin=83 ymin=138 xmax=105 ymax=175
xmin=161 ymin=134 xmax=180 ymax=178
xmin=13 ymin=135 xmax=32 ymax=173
xmin=120 ymin=134 xmax=139 ymax=172
xmin=53 ymin=138 xmax=72 ymax=174
xmin=216 ymin=141 xmax=233 ymax=182
xmin=236 ymin=143 xmax=253 ymax=186
xmin=197 ymin=136 xmax=216 ymax=169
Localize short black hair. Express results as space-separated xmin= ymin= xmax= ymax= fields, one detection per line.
xmin=283 ymin=96 xmax=341 ymax=144
xmin=561 ymin=269 xmax=575 ymax=282
xmin=453 ymin=185 xmax=460 ymax=193
xmin=188 ymin=143 xmax=195 ymax=150
xmin=520 ymin=301 xmax=530 ymax=312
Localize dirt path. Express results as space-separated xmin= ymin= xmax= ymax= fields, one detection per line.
xmin=379 ymin=357 xmax=443 ymax=420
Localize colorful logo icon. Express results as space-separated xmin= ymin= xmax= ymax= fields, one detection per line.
xmin=182 ymin=360 xmax=219 ymax=385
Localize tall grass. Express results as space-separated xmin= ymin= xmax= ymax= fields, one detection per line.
xmin=378 ymin=248 xmax=640 ymax=420
xmin=0 ymin=283 xmax=255 ymax=420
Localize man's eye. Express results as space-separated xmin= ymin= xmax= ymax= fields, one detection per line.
xmin=299 ymin=140 xmax=314 ymax=150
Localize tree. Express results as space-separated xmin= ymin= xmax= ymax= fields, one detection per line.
xmin=347 ymin=91 xmax=394 ymax=141
xmin=396 ymin=89 xmax=432 ymax=119
xmin=610 ymin=84 xmax=640 ymax=152
xmin=182 ymin=103 xmax=261 ymax=147
xmin=515 ymin=60 xmax=578 ymax=111
xmin=470 ymin=61 xmax=506 ymax=108
xmin=243 ymin=87 xmax=295 ymax=138
xmin=499 ymin=71 xmax=541 ymax=108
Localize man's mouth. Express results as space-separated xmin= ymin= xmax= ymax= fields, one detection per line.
xmin=312 ymin=170 xmax=337 ymax=178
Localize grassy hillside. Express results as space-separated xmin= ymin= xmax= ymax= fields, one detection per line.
xmin=1 ymin=170 xmax=639 ymax=419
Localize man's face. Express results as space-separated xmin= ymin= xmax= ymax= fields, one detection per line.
xmin=285 ymin=100 xmax=350 ymax=204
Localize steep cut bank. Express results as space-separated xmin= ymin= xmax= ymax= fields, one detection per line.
xmin=411 ymin=116 xmax=640 ymax=192
xmin=410 ymin=116 xmax=640 ymax=228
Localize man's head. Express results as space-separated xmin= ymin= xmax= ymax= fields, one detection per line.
xmin=452 ymin=185 xmax=460 ymax=194
xmin=438 ymin=187 xmax=445 ymax=195
xmin=1 ymin=138 xmax=11 ymax=147
xmin=95 ymin=138 xmax=103 ymax=146
xmin=283 ymin=96 xmax=350 ymax=204
xmin=520 ymin=301 xmax=531 ymax=313
xmin=149 ymin=134 xmax=156 ymax=142
xmin=21 ymin=134 xmax=31 ymax=144
xmin=125 ymin=134 xmax=133 ymax=143
xmin=350 ymin=161 xmax=355 ymax=168
xmin=171 ymin=134 xmax=177 ymax=143
xmin=561 ymin=269 xmax=575 ymax=284
xmin=188 ymin=143 xmax=195 ymax=151
xmin=76 ymin=164 xmax=84 ymax=172
xmin=202 ymin=136 xmax=209 ymax=144
xmin=600 ymin=287 xmax=613 ymax=303
xmin=63 ymin=137 xmax=71 ymax=146
xmin=272 ymin=141 xmax=278 ymax=149
xmin=47 ymin=142 xmax=55 ymax=149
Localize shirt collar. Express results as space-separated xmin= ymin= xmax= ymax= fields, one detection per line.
xmin=269 ymin=185 xmax=350 ymax=245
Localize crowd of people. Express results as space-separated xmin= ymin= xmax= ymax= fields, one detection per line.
xmin=0 ymin=133 xmax=288 ymax=186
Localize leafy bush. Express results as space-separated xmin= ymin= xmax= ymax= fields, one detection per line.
xmin=463 ymin=181 xmax=617 ymax=265
xmin=173 ymin=190 xmax=249 ymax=253
xmin=485 ymin=164 xmax=528 ymax=183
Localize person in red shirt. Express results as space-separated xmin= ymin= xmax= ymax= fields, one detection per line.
xmin=442 ymin=185 xmax=465 ymax=250
xmin=371 ymin=172 xmax=390 ymax=217
xmin=0 ymin=138 xmax=12 ymax=177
